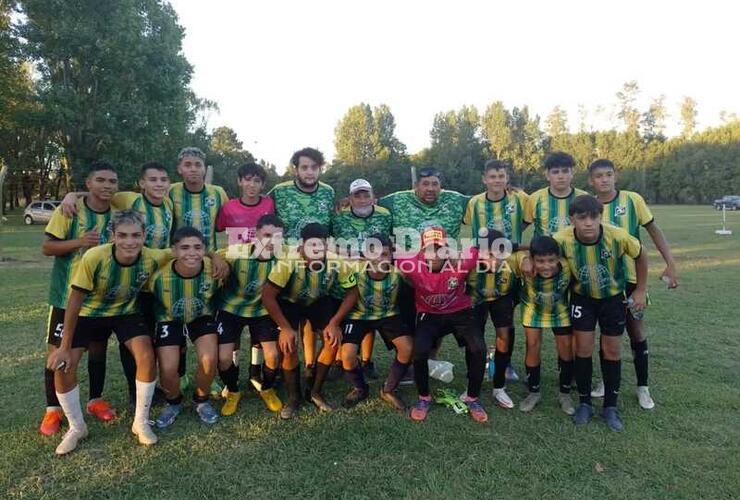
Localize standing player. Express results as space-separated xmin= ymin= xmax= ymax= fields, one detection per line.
xmin=588 ymin=159 xmax=678 ymax=409
xmin=261 ymin=223 xmax=358 ymax=418
xmin=46 ymin=210 xmax=174 ymax=454
xmin=554 ymin=195 xmax=647 ymax=431
xmin=464 ymin=159 xmax=529 ymax=382
xmin=215 ymin=214 xmax=285 ymax=415
xmin=151 ymin=227 xmax=222 ymax=427
xmin=332 ymin=178 xmax=393 ymax=379
xmin=40 ymin=161 xmax=118 ymax=436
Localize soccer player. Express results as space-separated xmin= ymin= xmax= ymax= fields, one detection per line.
xmin=40 ymin=161 xmax=118 ymax=436
xmin=466 ymin=229 xmax=519 ymax=409
xmin=46 ymin=210 xmax=174 ymax=455
xmin=215 ymin=214 xmax=285 ymax=415
xmin=397 ymin=226 xmax=487 ymax=423
xmin=516 ymin=236 xmax=575 ymax=415
xmin=340 ymin=234 xmax=413 ymax=410
xmin=215 ymin=162 xmax=276 ymax=395
xmin=151 ymin=227 xmax=222 ymax=428
xmin=261 ymin=223 xmax=358 ymax=419
xmin=588 ymin=158 xmax=678 ymax=409
xmin=169 ymin=147 xmax=229 ymax=252
xmin=332 ymin=178 xmax=393 ymax=379
xmin=464 ymin=159 xmax=530 ymax=382
xmin=553 ymin=195 xmax=647 ymax=431
xmin=524 ymin=151 xmax=588 ymax=237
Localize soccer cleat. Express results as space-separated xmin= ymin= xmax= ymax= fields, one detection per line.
xmin=55 ymin=426 xmax=88 ymax=455
xmin=86 ymin=399 xmax=117 ymax=422
xmin=409 ymin=396 xmax=432 ymax=421
xmin=310 ymin=393 xmax=335 ymax=412
xmin=362 ymin=361 xmax=379 ymax=380
xmin=636 ymin=386 xmax=655 ymax=410
xmin=279 ymin=400 xmax=300 ymax=420
xmin=519 ymin=392 xmax=542 ymax=413
xmin=462 ymin=396 xmax=488 ymax=423
xmin=436 ymin=389 xmax=467 ymax=414
xmin=210 ymin=380 xmax=224 ymax=399
xmin=259 ymin=388 xmax=283 ymax=412
xmin=558 ymin=393 xmax=576 ymax=416
xmin=602 ymin=406 xmax=624 ymax=432
xmin=131 ymin=422 xmax=158 ymax=446
xmin=379 ymin=387 xmax=406 ymax=412
xmin=492 ymin=388 xmax=514 ymax=409
xmin=221 ymin=391 xmax=242 ymax=416
xmin=573 ymin=403 xmax=594 ymax=425
xmin=39 ymin=408 xmax=64 ymax=436
xmin=196 ymin=401 xmax=219 ymax=424
xmin=155 ymin=403 xmax=182 ymax=428
xmin=591 ymin=380 xmax=605 ymax=398
xmin=342 ymin=387 xmax=369 ymax=408
xmin=505 ymin=364 xmax=520 ymax=383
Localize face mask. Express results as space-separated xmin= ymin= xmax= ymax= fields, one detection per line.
xmin=352 ymin=205 xmax=373 ymax=217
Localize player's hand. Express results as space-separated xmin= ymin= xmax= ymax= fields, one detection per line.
xmin=48 ymin=347 xmax=72 ymax=373
xmin=324 ymin=323 xmax=342 ymax=348
xmin=279 ymin=328 xmax=297 ymax=354
xmin=661 ymin=265 xmax=678 ymax=289
xmin=629 ymin=289 xmax=647 ymax=312
xmin=79 ymin=230 xmax=100 ymax=248
xmin=520 ymin=255 xmax=534 ymax=278
xmin=60 ymin=193 xmax=79 ymax=217
xmin=210 ymin=253 xmax=230 ymax=280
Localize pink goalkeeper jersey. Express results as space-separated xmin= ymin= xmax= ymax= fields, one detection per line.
xmin=396 ymin=247 xmax=478 ymax=314
xmin=216 ymin=196 xmax=275 ymax=245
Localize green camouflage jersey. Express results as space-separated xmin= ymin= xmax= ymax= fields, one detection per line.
xmin=332 ymin=205 xmax=393 ymax=252
xmin=269 ymin=180 xmax=335 ymax=241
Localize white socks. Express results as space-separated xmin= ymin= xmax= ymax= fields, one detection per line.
xmin=56 ymin=385 xmax=85 ymax=431
xmin=134 ymin=380 xmax=156 ymax=426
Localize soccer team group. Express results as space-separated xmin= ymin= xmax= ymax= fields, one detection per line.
xmin=38 ymin=146 xmax=678 ymax=455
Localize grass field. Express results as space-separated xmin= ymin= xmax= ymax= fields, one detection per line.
xmin=1 ymin=205 xmax=738 ymax=499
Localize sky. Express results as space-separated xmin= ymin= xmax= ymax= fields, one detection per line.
xmin=169 ymin=0 xmax=740 ymax=169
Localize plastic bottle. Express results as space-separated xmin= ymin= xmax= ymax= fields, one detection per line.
xmin=626 ymin=296 xmax=644 ymax=321
xmin=485 ymin=346 xmax=496 ymax=381
xmin=428 ymin=359 xmax=454 ymax=383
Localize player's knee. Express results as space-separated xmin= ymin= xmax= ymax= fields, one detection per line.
xmin=199 ymin=353 xmax=218 ymax=376
xmin=217 ymin=357 xmax=232 ymax=372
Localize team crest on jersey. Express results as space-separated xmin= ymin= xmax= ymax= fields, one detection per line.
xmin=447 ymin=277 xmax=459 ymax=290
xmin=244 ymin=281 xmax=259 ymax=295
xmin=614 ymin=206 xmax=626 ymax=216
xmin=505 ymin=203 xmax=515 ymax=214
xmin=135 ymin=272 xmax=150 ymax=285
xmin=600 ymin=248 xmax=612 ymax=259
xmin=199 ymin=282 xmax=211 ymax=294
xmin=577 ymin=264 xmax=612 ymax=289
xmin=548 ymin=216 xmax=570 ymax=234
xmin=318 ymin=200 xmax=329 ymax=211
xmin=204 ymin=196 xmax=217 ymax=208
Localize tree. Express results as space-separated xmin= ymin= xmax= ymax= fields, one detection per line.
xmin=333 ymin=103 xmax=406 ymax=166
xmin=510 ymin=106 xmax=545 ymax=188
xmin=481 ymin=101 xmax=513 ymax=161
xmin=680 ymin=96 xmax=698 ymax=138
xmin=545 ymin=106 xmax=568 ymax=138
xmin=641 ymin=95 xmax=668 ymax=141
xmin=207 ymin=126 xmax=255 ymax=197
xmin=616 ymin=80 xmax=641 ymax=133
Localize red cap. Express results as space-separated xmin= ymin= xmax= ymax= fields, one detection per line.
xmin=421 ymin=226 xmax=447 ymax=248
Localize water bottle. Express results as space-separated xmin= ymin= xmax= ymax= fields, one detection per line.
xmin=428 ymin=359 xmax=454 ymax=383
xmin=626 ymin=297 xmax=644 ymax=320
xmin=485 ymin=346 xmax=496 ymax=381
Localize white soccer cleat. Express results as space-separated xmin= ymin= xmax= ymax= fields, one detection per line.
xmin=55 ymin=426 xmax=88 ymax=455
xmin=132 ymin=422 xmax=158 ymax=446
xmin=636 ymin=386 xmax=655 ymax=410
xmin=492 ymin=388 xmax=514 ymax=409
xmin=591 ymin=381 xmax=605 ymax=398
xmin=558 ymin=393 xmax=576 ymax=416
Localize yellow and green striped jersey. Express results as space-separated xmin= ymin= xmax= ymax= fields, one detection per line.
xmin=466 ymin=258 xmax=518 ymax=305
xmin=45 ymin=198 xmax=113 ymax=309
xmin=267 ymin=254 xmax=357 ymax=306
xmin=553 ymin=224 xmax=642 ymax=299
xmin=149 ymin=257 xmax=219 ymax=323
xmin=218 ymin=244 xmax=275 ymax=318
xmin=169 ymin=182 xmax=229 ymax=252
xmin=524 ymin=187 xmax=588 ymax=237
xmin=112 ymin=191 xmax=174 ymax=249
xmin=269 ymin=180 xmax=336 ymax=241
xmin=464 ymin=190 xmax=529 ymax=244
xmin=347 ymin=262 xmax=402 ymax=320
xmin=600 ymin=190 xmax=653 ymax=284
xmin=517 ymin=254 xmax=572 ymax=328
xmin=70 ymin=244 xmax=172 ymax=317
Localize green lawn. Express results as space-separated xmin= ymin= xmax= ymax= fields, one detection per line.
xmin=1 ymin=206 xmax=738 ymax=499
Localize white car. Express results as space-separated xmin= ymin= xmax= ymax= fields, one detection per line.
xmin=23 ymin=200 xmax=60 ymax=225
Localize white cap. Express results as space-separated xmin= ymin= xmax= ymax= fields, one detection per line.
xmin=349 ymin=178 xmax=372 ymax=194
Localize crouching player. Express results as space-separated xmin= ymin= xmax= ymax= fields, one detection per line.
xmin=151 ymin=227 xmax=224 ymax=428
xmin=340 ymin=234 xmax=413 ymax=410
xmin=262 ymin=223 xmax=358 ymax=418
xmin=215 ymin=214 xmax=285 ymax=415
xmin=554 ymin=195 xmax=647 ymax=431
xmin=398 ymin=227 xmax=487 ymax=423
xmin=46 ymin=211 xmax=174 ymax=455
xmin=516 ymin=236 xmax=575 ymax=415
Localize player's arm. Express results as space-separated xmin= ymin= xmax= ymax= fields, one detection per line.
xmin=630 ymin=247 xmax=649 ymax=311
xmin=41 ymin=234 xmax=97 ymax=256
xmin=325 ymin=286 xmax=359 ymax=348
xmin=644 ymin=221 xmax=678 ymax=288
xmin=59 ymin=191 xmax=136 ymax=217
xmin=207 ymin=251 xmax=230 ymax=280
xmin=46 ymin=288 xmax=86 ymax=372
xmin=261 ymin=281 xmax=297 ymax=353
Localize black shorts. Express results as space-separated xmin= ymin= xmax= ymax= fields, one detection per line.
xmin=139 ymin=292 xmax=156 ymax=334
xmin=154 ymin=315 xmax=218 ymax=348
xmin=342 ymin=315 xmax=408 ymax=350
xmin=55 ymin=314 xmax=149 ymax=349
xmin=474 ymin=294 xmax=515 ymax=331
xmin=280 ymin=297 xmax=335 ymax=332
xmin=570 ymin=293 xmax=626 ymax=336
xmin=46 ymin=306 xmax=65 ymax=346
xmin=414 ymin=309 xmax=484 ymax=356
xmin=215 ymin=310 xmax=279 ymax=345
xmin=398 ymin=280 xmax=416 ymax=330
